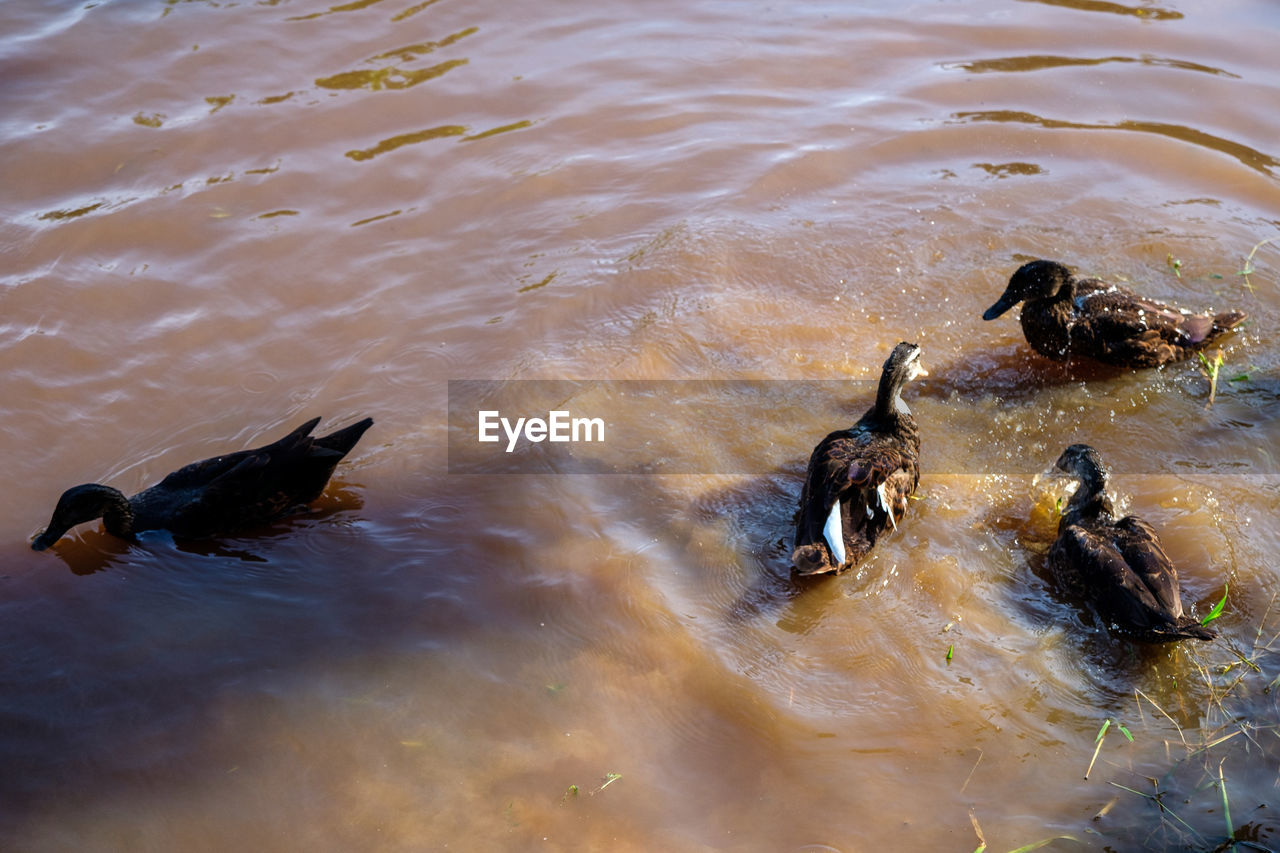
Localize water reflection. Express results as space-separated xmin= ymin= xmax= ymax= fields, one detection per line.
xmin=286 ymin=0 xmax=397 ymax=23
xmin=369 ymin=27 xmax=478 ymax=62
xmin=952 ymin=110 xmax=1280 ymax=177
xmin=944 ymin=54 xmax=1238 ymax=78
xmin=316 ymin=59 xmax=468 ymax=92
xmin=973 ymin=162 xmax=1046 ymax=178
xmin=1017 ymin=0 xmax=1183 ymax=20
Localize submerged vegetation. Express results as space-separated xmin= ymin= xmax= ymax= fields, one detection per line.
xmin=1075 ymin=597 xmax=1280 ymax=851
xmin=1238 ymin=236 xmax=1279 ymax=294
xmin=965 ymin=589 xmax=1280 ymax=852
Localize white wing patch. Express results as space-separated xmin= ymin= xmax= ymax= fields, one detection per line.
xmin=877 ymin=482 xmax=897 ymax=531
xmin=823 ymin=500 xmax=847 ymax=566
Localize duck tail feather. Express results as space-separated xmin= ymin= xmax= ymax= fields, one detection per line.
xmin=315 ymin=417 xmax=374 ymax=456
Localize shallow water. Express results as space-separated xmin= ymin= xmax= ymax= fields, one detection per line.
xmin=3 ymin=0 xmax=1280 ymax=850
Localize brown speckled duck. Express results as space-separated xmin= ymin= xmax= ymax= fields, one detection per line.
xmin=792 ymin=342 xmax=925 ymax=575
xmin=32 ymin=416 xmax=373 ymax=551
xmin=1048 ymin=444 xmax=1216 ymax=642
xmin=983 ymin=259 xmax=1245 ymax=367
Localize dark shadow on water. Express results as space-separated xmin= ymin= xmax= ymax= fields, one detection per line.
xmin=0 ymin=474 xmax=491 ymax=835
xmin=916 ymin=342 xmax=1131 ymax=404
xmin=687 ymin=463 xmax=884 ymax=637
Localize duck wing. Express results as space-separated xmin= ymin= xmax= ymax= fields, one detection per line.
xmin=792 ymin=431 xmax=914 ymax=574
xmin=132 ymin=417 xmax=347 ymax=537
xmin=1085 ymin=284 xmax=1223 ymax=348
xmin=1051 ymin=518 xmax=1214 ymax=639
xmin=1112 ymin=515 xmax=1185 ymax=618
xmin=1050 ymin=522 xmax=1169 ymax=632
xmin=149 ymin=417 xmax=322 ymax=494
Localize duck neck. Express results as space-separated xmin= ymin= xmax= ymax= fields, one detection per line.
xmin=1062 ymin=469 xmax=1113 ymax=527
xmin=873 ymin=371 xmax=908 ymax=421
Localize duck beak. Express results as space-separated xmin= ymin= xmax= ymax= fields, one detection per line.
xmin=1031 ymin=463 xmax=1074 ymax=487
xmin=982 ymin=293 xmax=1018 ymax=321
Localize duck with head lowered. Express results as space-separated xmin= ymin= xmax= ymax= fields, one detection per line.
xmin=792 ymin=342 xmax=926 ymax=575
xmin=32 ymin=416 xmax=373 ymax=551
xmin=1047 ymin=443 xmax=1216 ymax=642
xmin=983 ymin=259 xmax=1245 ymax=368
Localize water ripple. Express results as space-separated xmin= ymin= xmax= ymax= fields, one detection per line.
xmin=952 ymin=109 xmax=1280 ymax=177
xmin=943 ymin=54 xmax=1240 ymax=78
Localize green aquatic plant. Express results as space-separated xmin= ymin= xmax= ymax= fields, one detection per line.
xmin=1085 ymin=718 xmax=1133 ymax=780
xmin=1005 ymin=837 xmax=1082 ymax=852
xmin=1238 ymin=234 xmax=1278 ymax=294
xmin=969 ymin=811 xmax=1081 ymax=853
xmin=1217 ymin=761 xmax=1235 ymax=852
xmin=1202 ymin=585 xmax=1228 ymax=626
xmin=1090 ymin=593 xmax=1280 ymax=849
xmin=1197 ymin=349 xmax=1224 ymax=406
xmin=561 ymin=772 xmax=622 ymax=804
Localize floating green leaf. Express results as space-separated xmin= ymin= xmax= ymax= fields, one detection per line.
xmin=1085 ymin=719 xmax=1121 ymax=779
xmin=1202 ymin=585 xmax=1228 ymax=626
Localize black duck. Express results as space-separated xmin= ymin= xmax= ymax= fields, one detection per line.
xmin=982 ymin=259 xmax=1245 ymax=367
xmin=792 ymin=342 xmax=925 ymax=575
xmin=1047 ymin=444 xmax=1216 ymax=642
xmin=32 ymin=416 xmax=373 ymax=551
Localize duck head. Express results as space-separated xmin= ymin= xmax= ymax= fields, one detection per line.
xmin=32 ymin=483 xmax=132 ymax=551
xmin=1054 ymin=443 xmax=1107 ymax=483
xmin=982 ymin=259 xmax=1073 ymax=320
xmin=1053 ymin=443 xmax=1113 ymax=523
xmin=875 ymin=341 xmax=927 ymax=417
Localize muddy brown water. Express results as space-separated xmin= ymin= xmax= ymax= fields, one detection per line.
xmin=3 ymin=0 xmax=1280 ymax=850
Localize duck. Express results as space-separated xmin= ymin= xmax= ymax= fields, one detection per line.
xmin=792 ymin=342 xmax=925 ymax=575
xmin=1047 ymin=443 xmax=1216 ymax=642
xmin=31 ymin=416 xmax=373 ymax=551
xmin=982 ymin=259 xmax=1246 ymax=367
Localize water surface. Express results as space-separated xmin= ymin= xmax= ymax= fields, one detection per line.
xmin=3 ymin=0 xmax=1280 ymax=850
